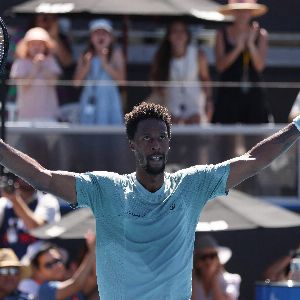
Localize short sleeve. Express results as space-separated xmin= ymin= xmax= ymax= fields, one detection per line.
xmin=38 ymin=281 xmax=58 ymax=300
xmin=201 ymin=162 xmax=230 ymax=201
xmin=181 ymin=162 xmax=230 ymax=202
xmin=18 ymin=278 xmax=39 ymax=298
xmin=10 ymin=59 xmax=28 ymax=78
xmin=75 ymin=171 xmax=122 ymax=215
xmin=172 ymin=162 xmax=229 ymax=226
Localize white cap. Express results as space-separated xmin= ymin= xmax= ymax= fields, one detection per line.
xmin=21 ymin=241 xmax=50 ymax=265
xmin=89 ymin=19 xmax=113 ymax=33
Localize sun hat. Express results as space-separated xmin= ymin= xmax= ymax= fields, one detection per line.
xmin=89 ymin=18 xmax=113 ymax=33
xmin=0 ymin=248 xmax=32 ymax=279
xmin=16 ymin=27 xmax=55 ymax=58
xmin=194 ymin=234 xmax=232 ymax=265
xmin=23 ymin=27 xmax=53 ymax=44
xmin=218 ymin=0 xmax=268 ymax=18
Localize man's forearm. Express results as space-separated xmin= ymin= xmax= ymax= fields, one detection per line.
xmin=0 ymin=140 xmax=51 ymax=191
xmin=55 ymin=251 xmax=95 ymax=300
xmin=227 ymin=121 xmax=300 ymax=189
xmin=248 ymin=122 xmax=300 ymax=172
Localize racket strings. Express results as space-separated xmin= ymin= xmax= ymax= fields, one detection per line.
xmin=0 ymin=17 xmax=9 ymax=73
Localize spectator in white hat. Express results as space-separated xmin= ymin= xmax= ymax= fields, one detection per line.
xmin=10 ymin=27 xmax=62 ymax=122
xmin=74 ymin=18 xmax=125 ymax=125
xmin=192 ymin=235 xmax=241 ymax=300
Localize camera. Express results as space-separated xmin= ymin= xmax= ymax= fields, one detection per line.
xmin=0 ymin=171 xmax=17 ymax=194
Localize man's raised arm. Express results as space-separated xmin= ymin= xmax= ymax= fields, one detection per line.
xmin=0 ymin=139 xmax=77 ymax=204
xmin=227 ymin=118 xmax=300 ymax=190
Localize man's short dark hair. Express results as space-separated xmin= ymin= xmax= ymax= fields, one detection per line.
xmin=124 ymin=102 xmax=172 ymax=140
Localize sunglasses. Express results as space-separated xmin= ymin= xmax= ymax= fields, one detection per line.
xmin=0 ymin=267 xmax=20 ymax=276
xmin=199 ymin=252 xmax=218 ymax=261
xmin=43 ymin=258 xmax=63 ymax=269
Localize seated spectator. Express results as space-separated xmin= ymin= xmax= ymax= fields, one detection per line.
xmin=150 ymin=19 xmax=212 ymax=124
xmin=192 ymin=235 xmax=241 ymax=300
xmin=74 ymin=18 xmax=125 ymax=125
xmin=19 ymin=241 xmax=69 ymax=298
xmin=10 ymin=27 xmax=61 ymax=122
xmin=0 ymin=173 xmax=60 ymax=258
xmin=0 ymin=248 xmax=33 ymax=300
xmin=18 ymin=233 xmax=96 ymax=300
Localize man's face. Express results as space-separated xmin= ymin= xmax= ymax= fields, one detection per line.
xmin=0 ymin=266 xmax=20 ymax=296
xmin=194 ymin=247 xmax=220 ymax=276
xmin=130 ymin=119 xmax=170 ymax=175
xmin=36 ymin=249 xmax=65 ymax=282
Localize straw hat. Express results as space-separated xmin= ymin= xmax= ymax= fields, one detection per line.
xmin=194 ymin=235 xmax=232 ymax=265
xmin=218 ymin=0 xmax=268 ymax=18
xmin=0 ymin=248 xmax=32 ymax=279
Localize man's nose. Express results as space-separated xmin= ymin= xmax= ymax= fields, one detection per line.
xmin=151 ymin=139 xmax=160 ymax=151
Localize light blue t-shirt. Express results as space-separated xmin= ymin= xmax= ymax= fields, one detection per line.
xmin=75 ymin=163 xmax=230 ymax=300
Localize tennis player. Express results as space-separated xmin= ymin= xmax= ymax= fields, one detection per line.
xmin=0 ymin=102 xmax=300 ymax=299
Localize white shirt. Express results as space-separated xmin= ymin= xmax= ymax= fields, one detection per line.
xmin=0 ymin=191 xmax=61 ymax=229
xmin=166 ymin=45 xmax=205 ymax=120
xmin=18 ymin=278 xmax=40 ymax=300
xmin=192 ymin=271 xmax=241 ymax=300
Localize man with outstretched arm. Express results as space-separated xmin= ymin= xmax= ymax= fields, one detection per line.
xmin=0 ymin=102 xmax=299 ymax=300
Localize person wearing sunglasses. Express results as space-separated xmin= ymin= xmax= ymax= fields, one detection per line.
xmin=192 ymin=235 xmax=241 ymax=300
xmin=18 ymin=235 xmax=96 ymax=300
xmin=0 ymin=248 xmax=33 ymax=300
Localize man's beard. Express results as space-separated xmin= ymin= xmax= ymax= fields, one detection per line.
xmin=144 ymin=155 xmax=167 ymax=175
xmin=144 ymin=162 xmax=166 ymax=175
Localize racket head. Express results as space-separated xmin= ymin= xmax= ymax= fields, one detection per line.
xmin=0 ymin=17 xmax=9 ymax=75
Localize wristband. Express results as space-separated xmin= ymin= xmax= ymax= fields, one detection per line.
xmin=293 ymin=116 xmax=300 ymax=132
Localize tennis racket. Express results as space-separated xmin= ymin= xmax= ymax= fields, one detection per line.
xmin=0 ymin=17 xmax=9 ymax=75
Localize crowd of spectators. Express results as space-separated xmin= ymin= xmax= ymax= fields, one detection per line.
xmin=1 ymin=0 xmax=295 ymax=299
xmin=3 ymin=0 xmax=281 ymax=127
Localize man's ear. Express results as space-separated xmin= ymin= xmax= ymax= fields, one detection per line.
xmin=129 ymin=140 xmax=136 ymax=152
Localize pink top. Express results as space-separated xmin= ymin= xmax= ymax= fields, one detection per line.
xmin=10 ymin=56 xmax=61 ymax=121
